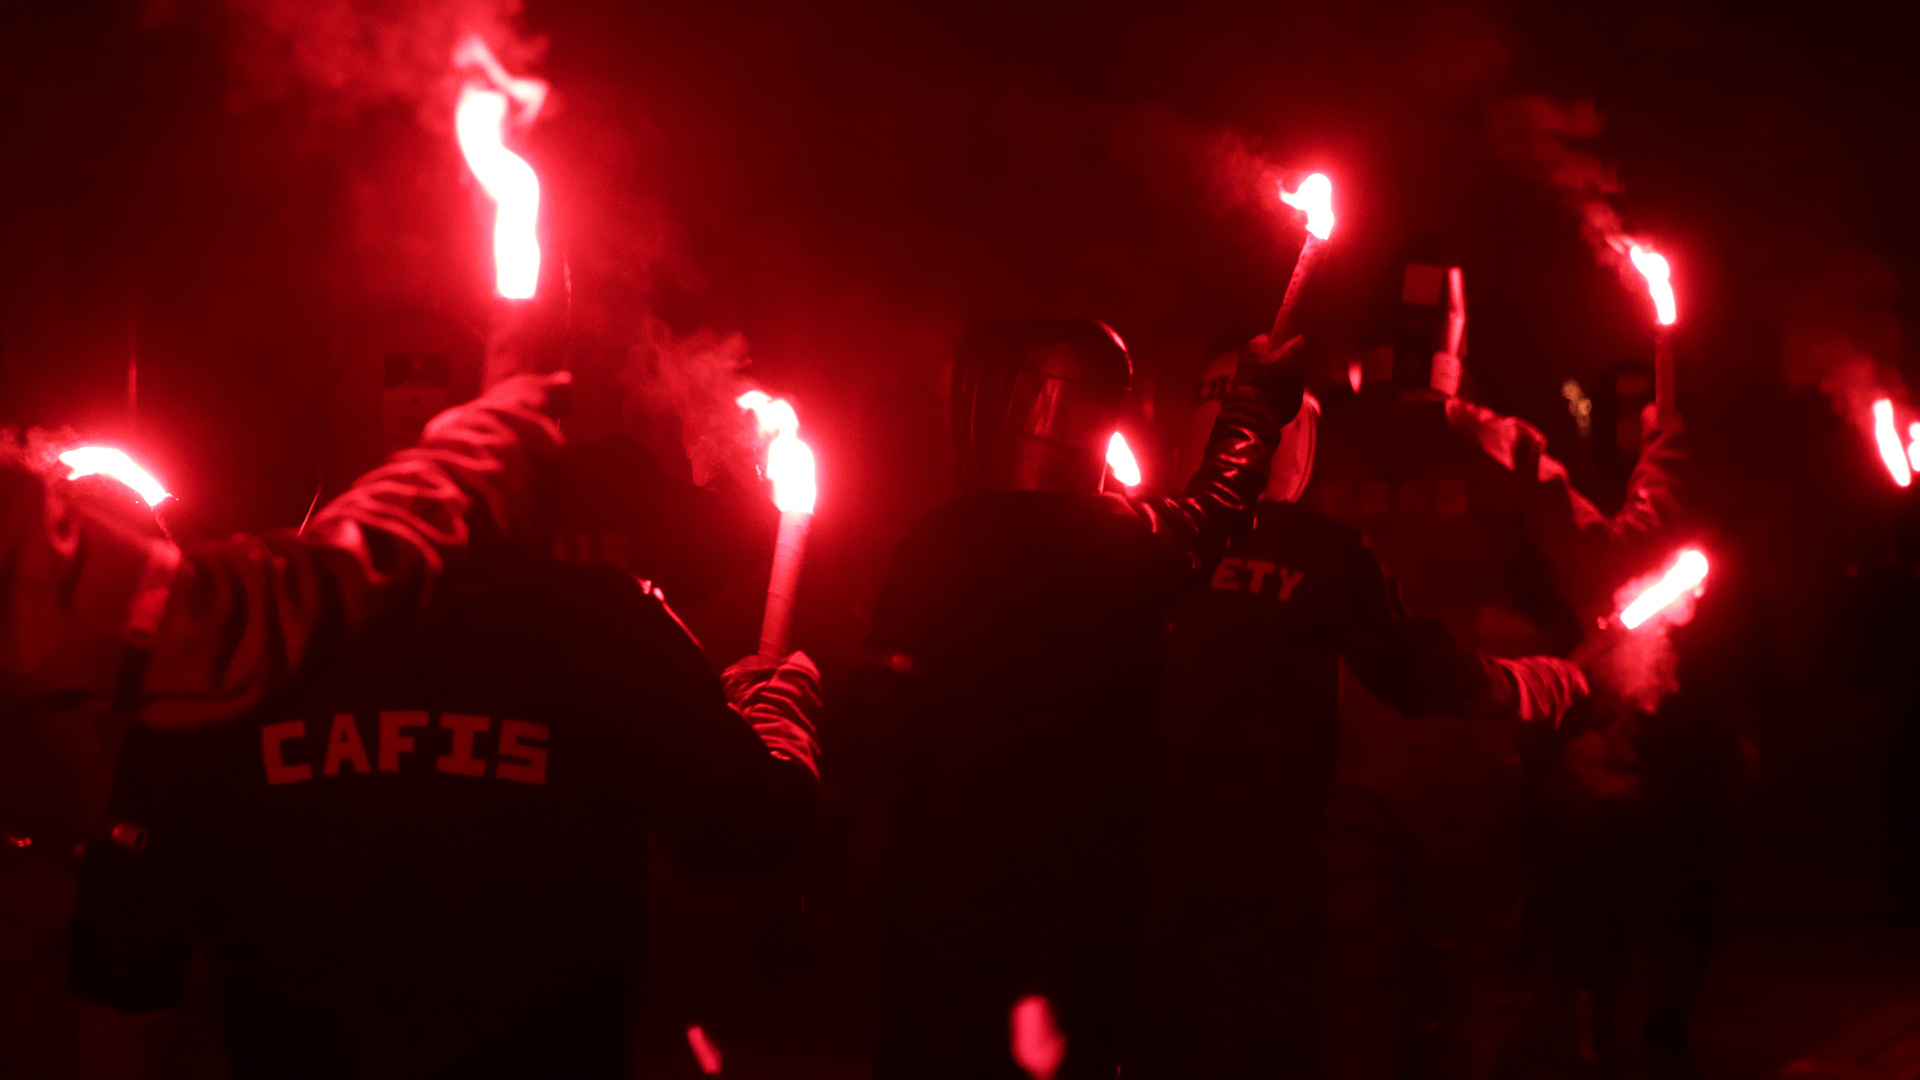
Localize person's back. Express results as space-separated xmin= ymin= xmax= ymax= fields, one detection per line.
xmin=1303 ymin=252 xmax=1680 ymax=1080
xmin=871 ymin=489 xmax=1177 ymax=1077
xmin=852 ymin=317 xmax=1303 ymax=1078
xmin=70 ymin=559 xmax=819 ymax=1079
xmin=1143 ymin=369 xmax=1590 ymax=1078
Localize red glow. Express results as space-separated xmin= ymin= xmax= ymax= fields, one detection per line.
xmin=1348 ymin=360 xmax=1363 ymax=393
xmin=5 ymin=834 xmax=28 ymax=849
xmin=1279 ymin=173 xmax=1335 ymax=240
xmin=1618 ymin=548 xmax=1709 ymax=630
xmin=1106 ymin=431 xmax=1142 ymax=489
xmin=1628 ymin=244 xmax=1677 ymax=326
xmin=454 ymin=38 xmax=546 ymax=300
xmin=684 ymin=1025 xmax=723 ymax=1075
xmin=58 ymin=446 xmax=170 ymax=506
xmin=1873 ymin=398 xmax=1912 ymax=488
xmin=1010 ymin=995 xmax=1066 ymax=1080
xmin=1907 ymin=421 xmax=1920 ymax=473
xmin=738 ymin=391 xmax=818 ymax=513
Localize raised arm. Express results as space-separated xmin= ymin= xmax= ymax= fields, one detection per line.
xmin=1499 ymin=408 xmax=1686 ymax=614
xmin=2 ymin=373 xmax=571 ymax=729
xmin=1337 ymin=536 xmax=1588 ymax=726
xmin=1129 ymin=346 xmax=1305 ymax=576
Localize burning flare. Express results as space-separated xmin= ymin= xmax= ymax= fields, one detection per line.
xmin=738 ymin=391 xmax=818 ymax=513
xmin=1279 ymin=173 xmax=1335 ymax=240
xmin=454 ymin=38 xmax=546 ymax=300
xmin=1106 ymin=431 xmax=1142 ymax=489
xmin=58 ymin=446 xmax=170 ymax=507
xmin=1628 ymin=244 xmax=1677 ymax=326
xmin=1618 ymin=548 xmax=1709 ymax=630
xmin=1872 ymin=398 xmax=1912 ymax=488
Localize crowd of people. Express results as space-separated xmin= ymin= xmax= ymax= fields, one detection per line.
xmin=2 ymin=249 xmax=1719 ymax=1079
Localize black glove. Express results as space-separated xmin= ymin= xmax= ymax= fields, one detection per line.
xmin=1230 ymin=333 xmax=1309 ymax=429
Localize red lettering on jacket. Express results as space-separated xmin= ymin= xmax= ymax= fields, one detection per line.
xmin=437 ymin=714 xmax=490 ymax=777
xmin=323 ymin=714 xmax=371 ymax=775
xmin=1211 ymin=556 xmax=1244 ymax=591
xmin=379 ymin=711 xmax=428 ymax=772
xmin=261 ymin=721 xmax=311 ymax=784
xmin=496 ymin=720 xmax=549 ymax=784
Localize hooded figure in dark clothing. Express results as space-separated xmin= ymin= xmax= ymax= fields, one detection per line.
xmin=849 ymin=318 xmax=1305 ymax=1079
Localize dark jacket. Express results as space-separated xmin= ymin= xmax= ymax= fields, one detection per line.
xmin=67 ymin=561 xmax=819 ymax=1080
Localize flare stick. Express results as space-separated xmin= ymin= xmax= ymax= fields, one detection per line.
xmin=1268 ymin=174 xmax=1335 ymax=353
xmin=738 ymin=390 xmax=819 ymax=657
xmin=760 ymin=510 xmax=811 ymax=658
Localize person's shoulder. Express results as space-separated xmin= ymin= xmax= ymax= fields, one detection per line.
xmin=440 ymin=560 xmax=681 ymax=638
xmin=1249 ymin=500 xmax=1368 ymax=562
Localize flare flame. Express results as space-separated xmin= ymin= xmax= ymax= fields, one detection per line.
xmin=1618 ymin=548 xmax=1709 ymax=630
xmin=1279 ymin=174 xmax=1335 ymax=240
xmin=1872 ymin=398 xmax=1912 ymax=488
xmin=1106 ymin=431 xmax=1142 ymax=489
xmin=738 ymin=391 xmax=818 ymax=513
xmin=58 ymin=446 xmax=170 ymax=507
xmin=454 ymin=37 xmax=545 ymax=300
xmin=1627 ymin=244 xmax=1677 ymax=326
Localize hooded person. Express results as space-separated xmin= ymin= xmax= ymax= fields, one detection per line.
xmin=1307 ymin=243 xmax=1684 ymax=1080
xmin=1135 ymin=340 xmax=1594 ymax=1080
xmin=65 ymin=426 xmax=824 ymax=1079
xmin=842 ymin=317 xmax=1304 ymax=1079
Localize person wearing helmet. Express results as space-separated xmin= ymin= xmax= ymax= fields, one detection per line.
xmin=1 ymin=372 xmax=574 ymax=731
xmin=1134 ymin=340 xmax=1595 ymax=1079
xmin=1308 ymin=245 xmax=1684 ymax=1080
xmin=847 ymin=317 xmax=1304 ymax=1078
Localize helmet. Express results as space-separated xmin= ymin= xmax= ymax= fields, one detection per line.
xmin=952 ymin=319 xmax=1133 ymax=493
xmin=1181 ymin=344 xmax=1318 ymax=504
xmin=1359 ymin=239 xmax=1467 ymax=396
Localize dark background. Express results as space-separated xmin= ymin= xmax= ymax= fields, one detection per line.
xmin=4 ymin=2 xmax=1920 ymax=1068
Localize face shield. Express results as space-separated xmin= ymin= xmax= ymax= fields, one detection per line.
xmin=952 ymin=319 xmax=1133 ymax=494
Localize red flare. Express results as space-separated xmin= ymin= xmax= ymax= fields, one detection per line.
xmin=1010 ymin=995 xmax=1066 ymax=1080
xmin=58 ymin=446 xmax=170 ymax=507
xmin=1279 ymin=173 xmax=1335 ymax=240
xmin=1106 ymin=431 xmax=1142 ymax=489
xmin=1618 ymin=548 xmax=1709 ymax=630
xmin=1628 ymin=244 xmax=1677 ymax=326
xmin=684 ymin=1025 xmax=722 ymax=1075
xmin=737 ymin=391 xmax=818 ymax=513
xmin=454 ymin=38 xmax=546 ymax=300
xmin=1873 ymin=398 xmax=1912 ymax=488
xmin=1907 ymin=421 xmax=1920 ymax=473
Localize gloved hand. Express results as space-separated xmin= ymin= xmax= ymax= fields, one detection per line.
xmin=1231 ymin=333 xmax=1309 ymax=427
xmin=722 ymin=651 xmax=824 ymax=779
xmin=1488 ymin=655 xmax=1590 ymax=727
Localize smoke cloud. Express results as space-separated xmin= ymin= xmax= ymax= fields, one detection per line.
xmin=1778 ymin=245 xmax=1910 ymax=432
xmin=191 ymin=0 xmax=540 ymax=122
xmin=1487 ymin=94 xmax=1634 ymax=279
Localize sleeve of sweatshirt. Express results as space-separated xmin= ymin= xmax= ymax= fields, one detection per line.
xmin=1 ymin=374 xmax=570 ymax=730
xmin=1335 ymin=532 xmax=1588 ymax=726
